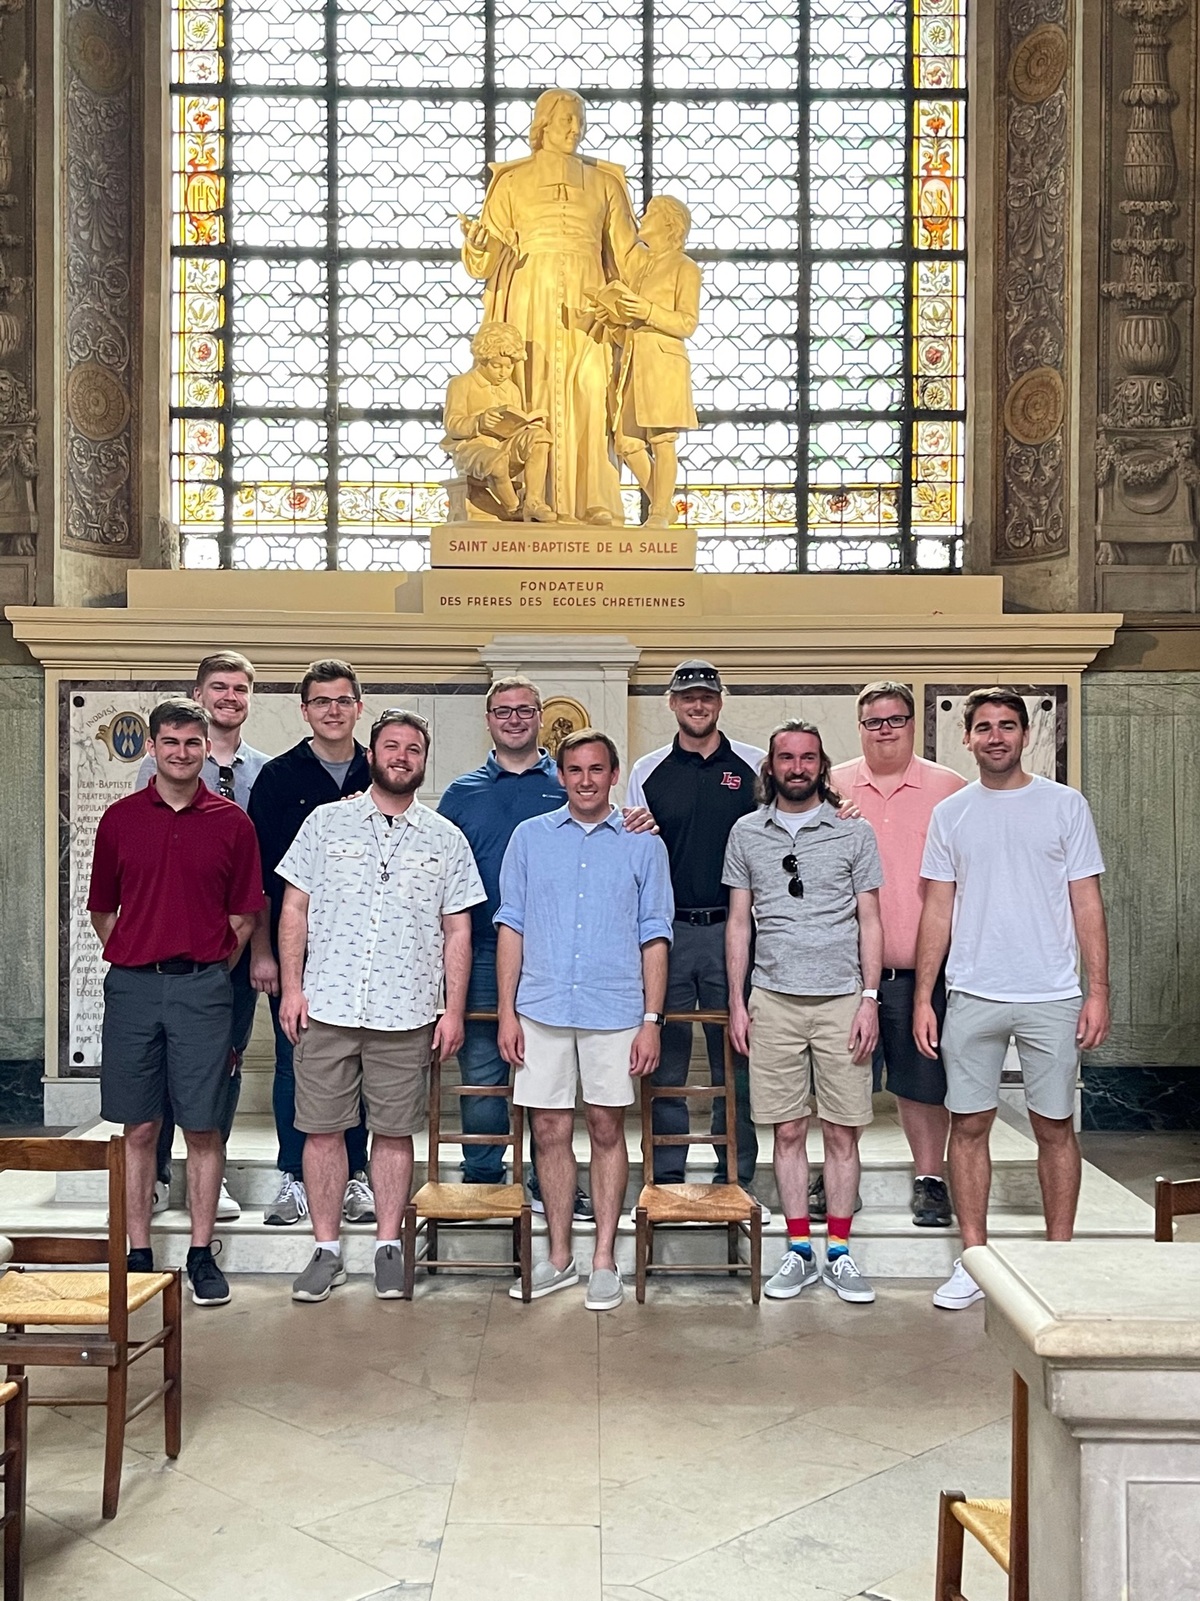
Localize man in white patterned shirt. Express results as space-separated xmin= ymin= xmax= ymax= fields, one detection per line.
xmin=277 ymin=710 xmax=485 ymax=1303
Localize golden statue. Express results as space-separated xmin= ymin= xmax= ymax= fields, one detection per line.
xmin=458 ymin=88 xmax=639 ymax=527
xmin=441 ymin=322 xmax=556 ymax=522
xmin=603 ymin=196 xmax=700 ymax=527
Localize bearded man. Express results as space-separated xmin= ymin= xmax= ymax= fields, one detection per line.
xmin=275 ymin=711 xmax=484 ymax=1304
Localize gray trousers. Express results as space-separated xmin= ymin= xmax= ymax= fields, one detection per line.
xmin=652 ymin=919 xmax=758 ymax=1186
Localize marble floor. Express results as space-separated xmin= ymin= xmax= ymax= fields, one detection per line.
xmin=24 ymin=1272 xmax=1015 ymax=1601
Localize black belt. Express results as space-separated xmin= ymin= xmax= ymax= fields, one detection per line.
xmin=123 ymin=959 xmax=225 ymax=976
xmin=674 ymin=908 xmax=727 ymax=926
xmin=881 ymin=967 xmax=915 ymax=983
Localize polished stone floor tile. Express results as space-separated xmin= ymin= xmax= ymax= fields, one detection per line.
xmin=432 ymin=1523 xmax=602 ymax=1601
xmin=449 ymin=1399 xmax=599 ymax=1525
xmin=301 ymin=1484 xmax=452 ymax=1585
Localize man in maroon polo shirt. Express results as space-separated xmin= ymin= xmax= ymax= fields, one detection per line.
xmin=88 ymin=698 xmax=263 ymax=1307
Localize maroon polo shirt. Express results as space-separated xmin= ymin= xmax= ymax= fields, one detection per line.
xmin=87 ymin=780 xmax=264 ymax=968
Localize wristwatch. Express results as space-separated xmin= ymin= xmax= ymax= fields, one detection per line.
xmin=861 ymin=988 xmax=880 ymax=1002
xmin=643 ymin=1011 xmax=665 ymax=1026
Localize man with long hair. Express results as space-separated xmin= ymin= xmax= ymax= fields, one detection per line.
xmin=724 ymin=721 xmax=884 ymax=1304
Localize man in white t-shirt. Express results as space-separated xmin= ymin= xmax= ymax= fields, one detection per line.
xmin=913 ymin=687 xmax=1110 ymax=1311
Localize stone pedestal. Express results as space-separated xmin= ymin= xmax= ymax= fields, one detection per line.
xmin=965 ymin=1239 xmax=1200 ymax=1601
xmin=478 ymin=633 xmax=641 ymax=771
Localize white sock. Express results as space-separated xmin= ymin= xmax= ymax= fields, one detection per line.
xmin=315 ymin=1239 xmax=341 ymax=1255
xmin=375 ymin=1238 xmax=402 ymax=1251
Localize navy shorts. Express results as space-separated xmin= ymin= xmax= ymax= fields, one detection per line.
xmin=871 ymin=968 xmax=948 ymax=1106
xmin=100 ymin=964 xmax=234 ymax=1131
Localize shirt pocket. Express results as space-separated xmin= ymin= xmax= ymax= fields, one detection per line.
xmin=325 ymin=841 xmax=372 ymax=892
xmin=400 ymin=854 xmax=444 ymax=906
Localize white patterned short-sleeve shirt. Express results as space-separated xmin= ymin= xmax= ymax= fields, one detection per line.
xmin=277 ymin=792 xmax=485 ymax=1031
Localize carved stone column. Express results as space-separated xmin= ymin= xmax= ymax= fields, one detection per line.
xmin=1096 ymin=0 xmax=1199 ymax=607
xmin=0 ymin=0 xmax=36 ymax=608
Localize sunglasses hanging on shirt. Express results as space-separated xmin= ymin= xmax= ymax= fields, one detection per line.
xmin=781 ymin=853 xmax=804 ymax=898
xmin=216 ymin=765 xmax=236 ymax=802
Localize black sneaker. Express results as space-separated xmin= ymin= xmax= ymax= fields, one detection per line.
xmin=127 ymin=1247 xmax=154 ymax=1273
xmin=807 ymin=1171 xmax=862 ymax=1221
xmin=186 ymin=1241 xmax=231 ymax=1306
xmin=527 ymin=1169 xmax=545 ymax=1215
xmin=572 ymin=1187 xmax=594 ymax=1224
xmin=912 ymin=1175 xmax=953 ymax=1228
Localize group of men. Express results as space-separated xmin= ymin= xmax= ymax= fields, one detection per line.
xmin=88 ymin=652 xmax=1109 ymax=1316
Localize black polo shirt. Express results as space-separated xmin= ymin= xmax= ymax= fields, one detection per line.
xmin=625 ymin=732 xmax=765 ymax=910
xmin=247 ymin=737 xmax=371 ymax=939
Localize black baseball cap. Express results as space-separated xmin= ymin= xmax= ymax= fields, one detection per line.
xmin=667 ymin=659 xmax=724 ymax=694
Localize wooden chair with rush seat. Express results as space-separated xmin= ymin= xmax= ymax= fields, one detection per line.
xmin=0 ymin=1137 xmax=182 ymax=1521
xmin=934 ymin=1371 xmax=1028 ymax=1601
xmin=633 ymin=1010 xmax=762 ymax=1303
xmin=401 ymin=1037 xmax=532 ymax=1300
xmin=1154 ymin=1174 xmax=1200 ymax=1240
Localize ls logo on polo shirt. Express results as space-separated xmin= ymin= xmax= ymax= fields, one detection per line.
xmin=719 ymin=771 xmax=742 ymax=790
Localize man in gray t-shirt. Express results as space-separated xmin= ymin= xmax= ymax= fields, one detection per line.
xmin=723 ymin=721 xmax=884 ymax=1307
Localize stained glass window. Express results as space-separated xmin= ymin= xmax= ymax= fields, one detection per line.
xmin=170 ymin=0 xmax=966 ymax=573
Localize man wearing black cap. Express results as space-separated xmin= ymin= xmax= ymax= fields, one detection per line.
xmin=625 ymin=661 xmax=766 ymax=1205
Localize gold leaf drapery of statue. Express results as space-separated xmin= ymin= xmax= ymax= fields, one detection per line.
xmin=459 ymin=88 xmax=639 ymax=527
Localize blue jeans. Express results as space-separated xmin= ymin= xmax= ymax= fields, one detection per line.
xmin=155 ymin=946 xmax=255 ymax=1183
xmin=457 ymin=947 xmax=511 ymax=1185
xmin=268 ymin=992 xmax=368 ymax=1179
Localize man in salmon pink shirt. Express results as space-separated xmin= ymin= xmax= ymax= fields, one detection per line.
xmin=831 ymin=681 xmax=965 ymax=1229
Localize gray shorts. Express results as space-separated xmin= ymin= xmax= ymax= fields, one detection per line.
xmin=941 ymin=991 xmax=1081 ymax=1120
xmin=100 ymin=964 xmax=234 ymax=1131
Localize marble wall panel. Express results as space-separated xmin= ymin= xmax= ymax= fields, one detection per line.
xmin=60 ymin=679 xmax=489 ymax=1073
xmin=926 ymin=685 xmax=1065 ymax=782
xmin=626 ymin=687 xmax=864 ymax=784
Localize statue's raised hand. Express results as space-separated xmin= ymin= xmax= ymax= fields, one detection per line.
xmin=458 ymin=213 xmax=491 ymax=251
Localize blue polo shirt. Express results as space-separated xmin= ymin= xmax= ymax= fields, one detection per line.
xmin=438 ymin=751 xmax=566 ymax=949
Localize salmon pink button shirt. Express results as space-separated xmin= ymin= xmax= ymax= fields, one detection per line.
xmin=830 ymin=754 xmax=967 ymax=971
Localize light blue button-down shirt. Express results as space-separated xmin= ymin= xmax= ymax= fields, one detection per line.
xmin=495 ymin=805 xmax=674 ymax=1030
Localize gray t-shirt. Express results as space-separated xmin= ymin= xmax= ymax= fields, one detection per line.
xmin=318 ymin=756 xmax=354 ymax=788
xmin=722 ymin=800 xmax=884 ymax=996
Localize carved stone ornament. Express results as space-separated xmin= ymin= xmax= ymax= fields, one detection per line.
xmin=0 ymin=1 xmax=36 ymax=576
xmin=994 ymin=0 xmax=1071 ymax=563
xmin=1096 ymin=0 xmax=1198 ymax=557
xmin=61 ymin=0 xmax=138 ymax=556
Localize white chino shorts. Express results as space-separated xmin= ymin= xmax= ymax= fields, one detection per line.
xmin=512 ymin=1015 xmax=638 ymax=1109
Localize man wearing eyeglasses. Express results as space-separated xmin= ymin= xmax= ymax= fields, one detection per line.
xmin=437 ymin=676 xmax=595 ymax=1220
xmin=135 ymin=651 xmax=268 ymax=1223
xmin=830 ymin=681 xmax=966 ymax=1230
xmin=724 ymin=721 xmax=884 ymax=1305
xmin=247 ymin=659 xmax=374 ymax=1230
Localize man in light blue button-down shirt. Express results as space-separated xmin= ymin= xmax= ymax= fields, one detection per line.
xmin=495 ymin=729 xmax=674 ymax=1311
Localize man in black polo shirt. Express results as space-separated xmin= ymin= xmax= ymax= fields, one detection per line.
xmin=247 ymin=659 xmax=373 ymax=1227
xmin=625 ymin=660 xmax=765 ymax=1201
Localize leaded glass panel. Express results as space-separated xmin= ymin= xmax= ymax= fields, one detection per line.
xmin=170 ymin=0 xmax=967 ymax=572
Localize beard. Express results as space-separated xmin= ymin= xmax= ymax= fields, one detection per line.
xmin=773 ymin=772 xmax=819 ymax=803
xmin=370 ymin=758 xmax=424 ymax=796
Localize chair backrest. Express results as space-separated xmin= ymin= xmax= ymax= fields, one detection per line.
xmin=1009 ymin=1371 xmax=1029 ymax=1601
xmin=1154 ymin=1175 xmax=1200 ymax=1241
xmin=638 ymin=1009 xmax=736 ymax=1179
xmin=427 ymin=1020 xmax=525 ymax=1187
xmin=0 ymin=1136 xmax=129 ymax=1337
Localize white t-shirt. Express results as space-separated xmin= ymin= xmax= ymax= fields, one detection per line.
xmin=920 ymin=775 xmax=1105 ymax=1002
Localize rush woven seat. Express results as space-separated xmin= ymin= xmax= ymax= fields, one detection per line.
xmin=0 ymin=1136 xmax=182 ymax=1521
xmin=935 ymin=1373 xmax=1028 ymax=1600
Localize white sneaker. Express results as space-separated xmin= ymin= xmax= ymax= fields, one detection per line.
xmin=152 ymin=1180 xmax=170 ymax=1215
xmin=215 ymin=1180 xmax=241 ymax=1221
xmin=933 ymin=1258 xmax=984 ymax=1310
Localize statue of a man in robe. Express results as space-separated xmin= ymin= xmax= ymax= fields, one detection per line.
xmin=458 ymin=88 xmax=639 ymax=526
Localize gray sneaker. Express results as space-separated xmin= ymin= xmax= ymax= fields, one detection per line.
xmin=291 ymin=1248 xmax=346 ymax=1303
xmin=343 ymin=1171 xmax=376 ymax=1224
xmin=584 ymin=1265 xmax=624 ymax=1311
xmin=764 ymin=1249 xmax=820 ymax=1299
xmin=509 ymin=1257 xmax=579 ymax=1301
xmin=264 ymin=1173 xmax=308 ymax=1227
xmin=821 ymin=1250 xmax=876 ymax=1304
xmin=374 ymin=1243 xmax=405 ymax=1299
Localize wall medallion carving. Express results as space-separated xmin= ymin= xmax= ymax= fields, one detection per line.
xmin=1096 ymin=0 xmax=1198 ymax=571
xmin=994 ymin=0 xmax=1071 ymax=563
xmin=0 ymin=0 xmax=36 ymax=592
xmin=61 ymin=0 xmax=139 ymax=557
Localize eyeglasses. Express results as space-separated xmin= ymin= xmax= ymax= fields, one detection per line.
xmin=216 ymin=764 xmax=236 ymax=801
xmin=304 ymin=695 xmax=358 ymax=711
xmin=781 ymin=854 xmax=804 ymax=898
xmin=489 ymin=704 xmax=540 ymax=722
xmin=859 ymin=713 xmax=913 ymax=731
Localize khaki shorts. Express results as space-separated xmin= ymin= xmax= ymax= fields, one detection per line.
xmin=294 ymin=1017 xmax=433 ymax=1138
xmin=748 ymin=987 xmax=873 ymax=1128
xmin=513 ymin=1016 xmax=638 ymax=1110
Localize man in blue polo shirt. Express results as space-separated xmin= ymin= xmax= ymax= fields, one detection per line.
xmin=438 ymin=677 xmax=592 ymax=1213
